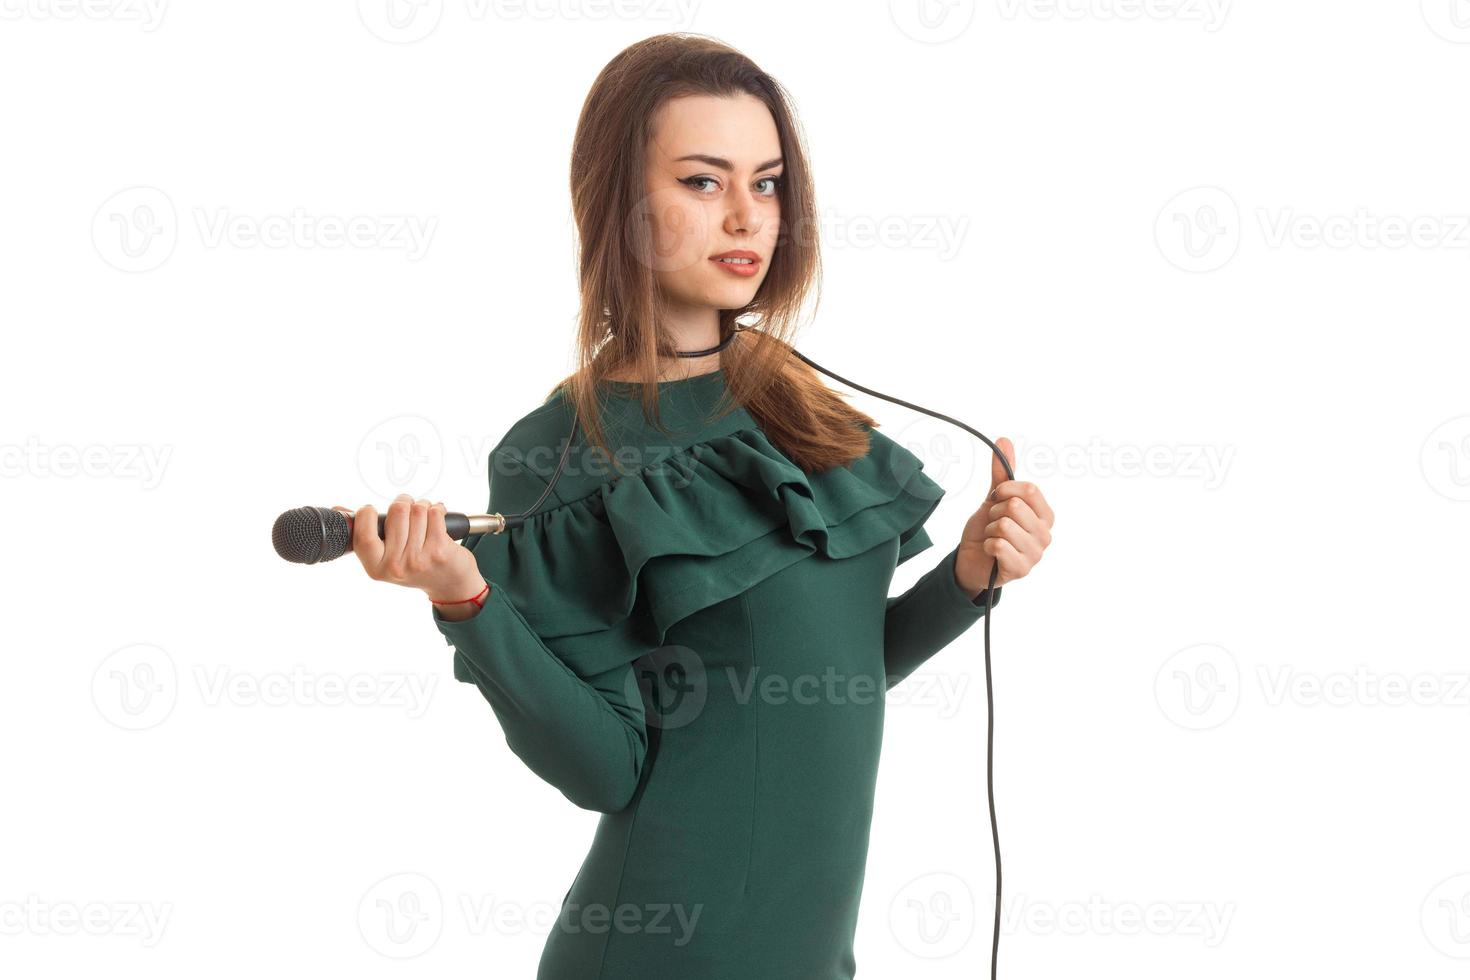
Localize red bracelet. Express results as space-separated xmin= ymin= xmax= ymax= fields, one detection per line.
xmin=429 ymin=582 xmax=490 ymax=609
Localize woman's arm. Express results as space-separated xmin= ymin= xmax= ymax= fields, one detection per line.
xmin=885 ymin=436 xmax=1053 ymax=689
xmin=882 ymin=544 xmax=1000 ymax=690
xmin=434 ymin=586 xmax=648 ymax=814
xmin=430 ymin=444 xmax=648 ymax=814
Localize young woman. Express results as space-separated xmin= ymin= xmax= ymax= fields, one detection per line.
xmin=337 ymin=32 xmax=1054 ymax=980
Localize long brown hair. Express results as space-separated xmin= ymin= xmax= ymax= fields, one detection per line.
xmin=549 ymin=31 xmax=876 ymax=475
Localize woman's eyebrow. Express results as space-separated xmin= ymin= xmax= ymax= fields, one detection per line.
xmin=673 ymin=153 xmax=784 ymax=172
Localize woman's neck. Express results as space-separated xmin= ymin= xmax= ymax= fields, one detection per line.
xmin=604 ymin=356 xmax=722 ymax=384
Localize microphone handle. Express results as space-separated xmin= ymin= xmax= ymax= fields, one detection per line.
xmin=363 ymin=511 xmax=508 ymax=539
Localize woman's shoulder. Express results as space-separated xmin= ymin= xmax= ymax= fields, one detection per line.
xmin=490 ymin=382 xmax=650 ymax=504
xmin=490 ymin=388 xmax=577 ymax=482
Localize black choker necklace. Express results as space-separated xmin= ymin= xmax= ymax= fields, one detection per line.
xmin=675 ymin=327 xmax=744 ymax=358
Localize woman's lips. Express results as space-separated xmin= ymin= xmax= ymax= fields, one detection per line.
xmin=711 ymin=256 xmax=761 ymax=277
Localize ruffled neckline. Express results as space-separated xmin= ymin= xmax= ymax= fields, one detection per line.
xmin=601 ymin=367 xmax=725 ymax=393
xmin=455 ymin=421 xmax=944 ymax=681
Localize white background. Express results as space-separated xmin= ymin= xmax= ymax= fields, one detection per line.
xmin=4 ymin=1 xmax=1468 ymax=977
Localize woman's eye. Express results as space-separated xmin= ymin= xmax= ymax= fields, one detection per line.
xmin=680 ymin=176 xmax=719 ymax=193
xmin=679 ymin=175 xmax=784 ymax=196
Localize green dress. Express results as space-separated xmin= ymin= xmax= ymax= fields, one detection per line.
xmin=431 ymin=367 xmax=1000 ymax=979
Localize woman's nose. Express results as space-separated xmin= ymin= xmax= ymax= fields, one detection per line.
xmin=724 ymin=186 xmax=761 ymax=234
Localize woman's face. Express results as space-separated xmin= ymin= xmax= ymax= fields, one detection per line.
xmin=639 ymin=93 xmax=783 ymax=316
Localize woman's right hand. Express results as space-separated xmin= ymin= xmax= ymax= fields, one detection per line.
xmin=331 ymin=495 xmax=488 ymax=613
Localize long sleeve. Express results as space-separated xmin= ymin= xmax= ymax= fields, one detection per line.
xmin=883 ymin=544 xmax=1001 ymax=690
xmin=431 ymin=445 xmax=649 ymax=814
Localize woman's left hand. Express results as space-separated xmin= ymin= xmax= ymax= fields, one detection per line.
xmin=953 ymin=437 xmax=1054 ymax=596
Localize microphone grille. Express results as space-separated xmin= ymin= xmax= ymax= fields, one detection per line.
xmin=272 ymin=506 xmax=353 ymax=564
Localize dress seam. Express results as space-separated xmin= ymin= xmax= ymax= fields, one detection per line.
xmin=591 ymin=687 xmax=647 ymax=980
xmin=741 ymin=589 xmax=758 ymax=897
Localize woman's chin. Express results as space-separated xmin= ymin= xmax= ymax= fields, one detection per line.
xmin=665 ymin=276 xmax=762 ymax=314
xmin=701 ymin=281 xmax=762 ymax=309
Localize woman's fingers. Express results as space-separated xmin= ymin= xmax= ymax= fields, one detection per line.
xmin=335 ymin=498 xmax=478 ymax=597
xmin=990 ymin=480 xmax=1055 ymax=529
xmin=340 ymin=503 xmax=384 ymax=574
xmin=985 ymin=495 xmax=1051 ymax=548
xmin=405 ymin=498 xmax=434 ymax=569
xmin=379 ymin=494 xmax=414 ymax=578
xmin=984 ymin=535 xmax=1030 ymax=582
xmin=426 ymin=501 xmax=448 ymax=552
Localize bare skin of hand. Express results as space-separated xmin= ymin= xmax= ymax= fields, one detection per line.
xmin=953 ymin=437 xmax=1055 ymax=598
xmin=331 ymin=494 xmax=489 ymax=621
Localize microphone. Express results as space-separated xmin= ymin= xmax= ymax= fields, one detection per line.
xmin=271 ymin=506 xmax=521 ymax=564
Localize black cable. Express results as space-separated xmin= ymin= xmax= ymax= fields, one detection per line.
xmin=503 ymin=338 xmax=1012 ymax=979
xmin=784 ymin=348 xmax=1011 ymax=980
